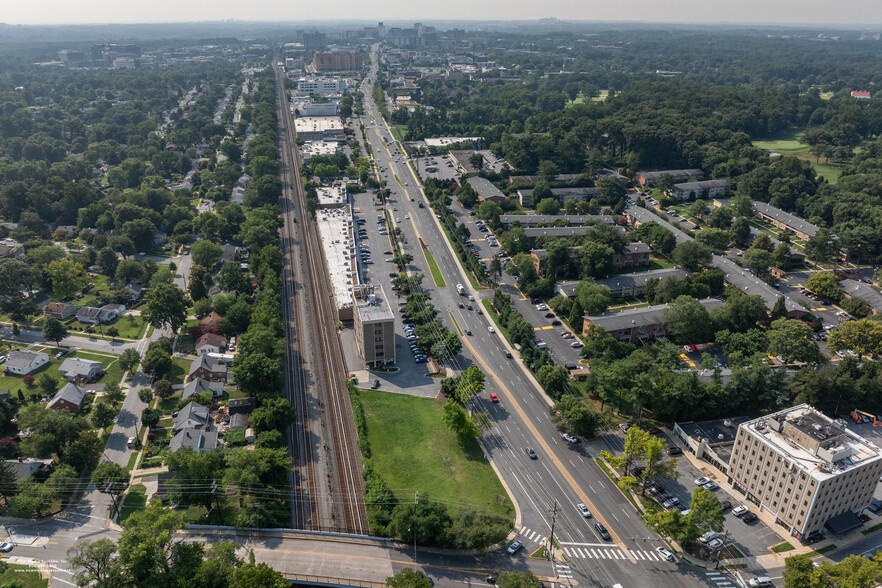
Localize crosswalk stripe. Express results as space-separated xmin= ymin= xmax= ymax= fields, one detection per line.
xmin=563 ymin=547 xmax=571 ymax=557
xmin=615 ymin=550 xmax=625 ymax=559
xmin=647 ymin=551 xmax=659 ymax=561
xmin=602 ymin=550 xmax=611 ymax=559
xmin=634 ymin=550 xmax=645 ymax=560
xmin=590 ymin=548 xmax=599 ymax=558
xmin=528 ymin=531 xmax=537 ymax=541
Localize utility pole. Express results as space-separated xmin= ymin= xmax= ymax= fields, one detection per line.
xmin=548 ymin=500 xmax=559 ymax=564
xmin=211 ymin=479 xmax=225 ymax=525
xmin=413 ymin=490 xmax=419 ymax=564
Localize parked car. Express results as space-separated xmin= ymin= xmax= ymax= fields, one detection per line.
xmin=662 ymin=497 xmax=680 ymax=508
xmin=371 ymin=380 xmax=381 ymax=389
xmin=720 ymin=500 xmax=732 ymax=512
xmin=667 ymin=446 xmax=683 ymax=456
xmin=748 ymin=577 xmax=774 ymax=588
xmin=732 ymin=505 xmax=748 ymax=517
xmin=694 ymin=477 xmax=711 ymax=486
xmin=706 ymin=538 xmax=724 ymax=550
xmin=703 ymin=482 xmax=719 ymax=491
xmin=502 ymin=349 xmax=512 ymax=358
xmin=577 ymin=503 xmax=592 ymax=518
xmin=570 ymin=341 xmax=584 ymax=348
xmin=742 ymin=512 xmax=758 ymax=524
xmin=0 ymin=542 xmax=12 ymax=552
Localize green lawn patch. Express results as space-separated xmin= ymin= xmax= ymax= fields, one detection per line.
xmin=862 ymin=522 xmax=882 ymax=535
xmin=753 ymin=129 xmax=809 ymax=154
xmin=227 ymin=389 xmax=248 ymax=400
xmin=772 ymin=541 xmax=796 ymax=553
xmin=812 ymin=161 xmax=842 ymax=185
xmin=159 ymin=396 xmax=180 ymax=412
xmin=119 ymin=484 xmax=148 ymax=523
xmin=810 ymin=544 xmax=837 ymax=556
xmin=481 ymin=299 xmax=513 ymax=347
xmin=360 ymin=390 xmax=512 ymax=521
xmin=168 ymin=358 xmax=192 ymax=386
xmin=0 ymin=563 xmax=48 ymax=588
xmin=393 ymin=174 xmax=404 ymax=188
xmin=422 ymin=245 xmax=446 ymax=287
xmin=126 ymin=450 xmax=139 ymax=471
xmin=66 ymin=314 xmax=147 ymax=340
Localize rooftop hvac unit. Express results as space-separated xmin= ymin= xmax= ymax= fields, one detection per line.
xmin=724 ymin=419 xmax=733 ymax=427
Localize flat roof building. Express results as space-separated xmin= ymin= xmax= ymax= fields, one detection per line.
xmin=316 ymin=184 xmax=348 ymax=208
xmin=556 ymin=268 xmax=689 ymax=299
xmin=517 ymin=187 xmax=602 ymax=207
xmin=294 ymin=117 xmax=345 ymax=141
xmin=352 ymin=285 xmax=395 ymax=367
xmin=728 ymin=404 xmax=882 ymax=539
xmin=315 ymin=205 xmax=358 ymax=321
xmin=300 ymin=140 xmax=340 ymax=162
xmin=635 ymin=169 xmax=705 ymax=187
xmin=673 ymin=417 xmax=750 ymax=475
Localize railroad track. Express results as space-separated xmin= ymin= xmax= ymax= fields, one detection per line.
xmin=273 ymin=63 xmax=368 ymax=535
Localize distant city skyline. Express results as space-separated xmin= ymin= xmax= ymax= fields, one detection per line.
xmin=2 ymin=0 xmax=881 ymax=27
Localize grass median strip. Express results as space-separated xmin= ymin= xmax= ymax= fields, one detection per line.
xmin=422 ymin=245 xmax=445 ymax=287
xmin=772 ymin=541 xmax=795 ymax=553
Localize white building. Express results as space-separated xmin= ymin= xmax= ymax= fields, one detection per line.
xmin=297 ymin=77 xmax=347 ymax=94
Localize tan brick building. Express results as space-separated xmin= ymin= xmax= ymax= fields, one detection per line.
xmin=728 ymin=404 xmax=882 ymax=539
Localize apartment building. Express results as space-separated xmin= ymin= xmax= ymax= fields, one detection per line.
xmin=352 ymin=285 xmax=395 ymax=367
xmin=728 ymin=404 xmax=882 ymax=539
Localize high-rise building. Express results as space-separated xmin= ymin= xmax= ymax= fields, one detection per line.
xmin=303 ymin=31 xmax=327 ymax=52
xmin=312 ymin=51 xmax=362 ymax=72
xmin=728 ymin=404 xmax=882 ymax=539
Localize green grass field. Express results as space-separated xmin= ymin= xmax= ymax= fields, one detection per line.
xmin=360 ymin=390 xmax=513 ymax=520
xmin=0 ymin=564 xmax=47 ymax=588
xmin=753 ymin=128 xmax=810 ymax=154
xmin=168 ymin=357 xmax=192 ymax=386
xmin=566 ymin=90 xmax=609 ymax=107
xmin=119 ymin=483 xmax=148 ymax=523
xmin=0 ymin=349 xmax=122 ymax=397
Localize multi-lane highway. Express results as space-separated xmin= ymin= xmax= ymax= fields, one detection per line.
xmin=360 ymin=45 xmax=714 ymax=588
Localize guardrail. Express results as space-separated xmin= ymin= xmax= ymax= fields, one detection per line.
xmin=282 ymin=573 xmax=386 ymax=587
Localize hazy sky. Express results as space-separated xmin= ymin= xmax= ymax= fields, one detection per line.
xmin=2 ymin=0 xmax=880 ymax=26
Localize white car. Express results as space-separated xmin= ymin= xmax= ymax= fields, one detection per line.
xmin=577 ymin=503 xmax=592 ymax=518
xmin=694 ymin=477 xmax=711 ymax=486
xmin=703 ymin=481 xmax=719 ymax=491
xmin=488 ymin=326 xmax=496 ymax=333
xmin=748 ymin=578 xmax=774 ymax=588
xmin=562 ymin=432 xmax=579 ymax=444
xmin=0 ymin=542 xmax=12 ymax=552
xmin=732 ymin=505 xmax=748 ymax=517
xmin=706 ymin=538 xmax=724 ymax=550
xmin=656 ymin=547 xmax=675 ymax=562
xmin=570 ymin=341 xmax=584 ymax=348
xmin=536 ymin=304 xmax=548 ymax=311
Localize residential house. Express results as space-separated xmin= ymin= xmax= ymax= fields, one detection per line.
xmin=228 ymin=397 xmax=256 ymax=416
xmin=43 ymin=302 xmax=77 ymax=320
xmin=125 ymin=283 xmax=142 ymax=301
xmin=100 ymin=304 xmax=125 ymax=320
xmin=668 ymin=180 xmax=731 ymax=201
xmin=173 ymin=401 xmax=210 ymax=432
xmin=4 ymin=458 xmax=54 ymax=480
xmin=195 ymin=333 xmax=227 ymax=356
xmin=4 ymin=350 xmax=49 ymax=375
xmin=59 ymin=358 xmax=103 ymax=382
xmin=47 ymin=382 xmax=87 ymax=412
xmin=0 ymin=244 xmax=24 ymax=259
xmin=583 ymin=298 xmax=724 ymax=344
xmin=30 ymin=292 xmax=49 ymax=309
xmin=168 ymin=428 xmax=219 ymax=453
xmin=181 ymin=377 xmax=224 ymax=402
xmin=188 ymin=354 xmax=228 ymax=382
xmin=840 ymin=279 xmax=882 ymax=315
xmin=76 ymin=307 xmax=104 ymax=324
xmin=200 ymin=312 xmax=224 ymax=329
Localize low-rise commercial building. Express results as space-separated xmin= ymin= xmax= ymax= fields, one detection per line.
xmin=466 ymin=176 xmax=507 ymax=204
xmin=316 ymin=184 xmax=348 ymax=209
xmin=352 ymin=285 xmax=395 ymax=367
xmin=294 ymin=117 xmax=345 ymax=141
xmin=728 ymin=404 xmax=882 ymax=539
xmin=582 ymin=298 xmax=724 ymax=343
xmin=673 ymin=417 xmax=750 ymax=475
xmin=315 ymin=205 xmax=358 ymax=321
xmin=297 ymin=77 xmax=347 ymax=94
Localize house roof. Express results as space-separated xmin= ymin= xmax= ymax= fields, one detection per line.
xmin=201 ymin=312 xmax=223 ymax=325
xmin=498 ymin=214 xmax=614 ymax=227
xmin=182 ymin=378 xmax=224 ymax=401
xmin=169 ymin=428 xmax=218 ymax=452
xmin=752 ymin=201 xmax=819 ymax=238
xmin=841 ymin=279 xmax=882 ymax=312
xmin=5 ymin=458 xmax=54 ymax=479
xmin=466 ymin=176 xmax=506 ymax=201
xmin=48 ymin=382 xmax=86 ymax=409
xmin=585 ymin=298 xmax=725 ymax=332
xmin=44 ymin=301 xmax=75 ymax=314
xmin=671 ymin=179 xmax=732 ymax=192
xmin=623 ymin=242 xmax=653 ymax=255
xmin=229 ymin=413 xmax=249 ymax=429
xmin=196 ymin=333 xmax=226 ymax=350
xmin=6 ymin=350 xmax=48 ymax=371
xmin=173 ymin=401 xmax=210 ymax=430
xmin=59 ymin=357 xmax=102 ymax=377
xmin=76 ymin=306 xmax=102 ymax=319
xmin=523 ymin=225 xmax=625 ymax=239
xmin=228 ymin=397 xmax=257 ymax=414
xmin=557 ymin=268 xmax=689 ymax=297
xmin=189 ymin=354 xmax=227 ymax=376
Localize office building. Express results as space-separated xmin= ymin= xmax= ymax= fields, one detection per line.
xmin=352 ymin=285 xmax=395 ymax=367
xmin=313 ymin=51 xmax=362 ymax=72
xmin=297 ymin=77 xmax=347 ymax=94
xmin=728 ymin=404 xmax=882 ymax=539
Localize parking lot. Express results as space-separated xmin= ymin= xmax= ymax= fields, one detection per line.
xmin=591 ymin=427 xmax=784 ymax=561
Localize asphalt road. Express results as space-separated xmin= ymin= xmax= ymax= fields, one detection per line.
xmin=361 ymin=47 xmax=709 ymax=588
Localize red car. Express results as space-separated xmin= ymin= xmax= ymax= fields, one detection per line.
xmin=458 ymin=302 xmax=464 ymax=308
xmin=489 ymin=393 xmax=499 ymax=403
xmin=647 ymin=428 xmax=663 ymax=435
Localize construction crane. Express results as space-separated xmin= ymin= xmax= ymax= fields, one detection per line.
xmin=850 ymin=409 xmax=882 ymax=427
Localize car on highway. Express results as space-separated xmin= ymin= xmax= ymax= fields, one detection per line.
xmin=502 ymin=349 xmax=512 ymax=358
xmin=595 ymin=522 xmax=611 ymax=541
xmin=732 ymin=505 xmax=748 ymax=517
xmin=0 ymin=542 xmax=12 ymax=552
xmin=458 ymin=302 xmax=464 ymax=308
xmin=489 ymin=392 xmax=499 ymax=403
xmin=694 ymin=477 xmax=711 ymax=486
xmin=464 ymin=328 xmax=472 ymax=336
xmin=507 ymin=540 xmax=523 ymax=555
xmin=656 ymin=547 xmax=676 ymax=562
xmin=525 ymin=447 xmax=537 ymax=459
xmin=466 ymin=304 xmax=473 ymax=310
xmin=577 ymin=503 xmax=592 ymax=518
xmin=562 ymin=432 xmax=579 ymax=443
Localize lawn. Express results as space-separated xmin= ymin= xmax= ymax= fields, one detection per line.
xmin=772 ymin=541 xmax=796 ymax=553
xmin=0 ymin=564 xmax=47 ymax=588
xmin=168 ymin=358 xmax=192 ymax=386
xmin=66 ymin=314 xmax=148 ymax=340
xmin=0 ymin=349 xmax=121 ymax=398
xmin=422 ymin=245 xmax=446 ymax=287
xmin=360 ymin=390 xmax=513 ymax=521
xmin=753 ymin=129 xmax=810 ymax=154
xmin=119 ymin=483 xmax=148 ymax=523
xmin=566 ymin=90 xmax=608 ymax=107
